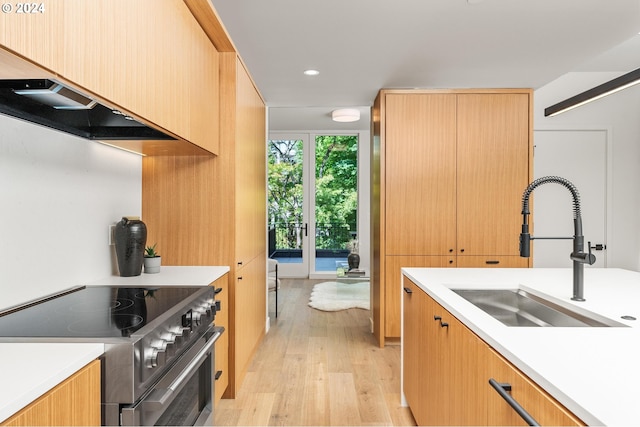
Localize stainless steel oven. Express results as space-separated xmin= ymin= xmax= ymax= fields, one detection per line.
xmin=0 ymin=285 xmax=224 ymax=426
xmin=121 ymin=325 xmax=222 ymax=426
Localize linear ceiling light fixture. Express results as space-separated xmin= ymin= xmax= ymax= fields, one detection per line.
xmin=332 ymin=108 xmax=360 ymax=122
xmin=545 ymin=67 xmax=640 ymax=117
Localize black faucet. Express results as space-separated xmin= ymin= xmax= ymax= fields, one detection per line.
xmin=519 ymin=176 xmax=596 ymax=301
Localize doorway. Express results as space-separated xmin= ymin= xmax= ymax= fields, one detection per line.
xmin=268 ymin=133 xmax=359 ymax=278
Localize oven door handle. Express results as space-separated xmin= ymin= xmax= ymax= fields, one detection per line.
xmin=144 ymin=330 xmax=222 ymax=410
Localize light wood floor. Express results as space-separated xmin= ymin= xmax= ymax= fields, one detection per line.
xmin=215 ymin=278 xmax=417 ymax=426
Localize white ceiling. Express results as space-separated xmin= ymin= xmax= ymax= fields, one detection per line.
xmin=210 ymin=0 xmax=640 ymax=131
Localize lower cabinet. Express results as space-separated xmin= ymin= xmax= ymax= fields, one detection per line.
xmin=210 ymin=274 xmax=229 ymax=405
xmin=486 ymin=349 xmax=584 ymax=426
xmin=402 ymin=277 xmax=584 ymax=426
xmin=1 ymin=359 xmax=100 ymax=426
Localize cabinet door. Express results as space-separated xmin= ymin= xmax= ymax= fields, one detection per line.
xmin=486 ymin=348 xmax=584 ymax=426
xmin=428 ymin=297 xmax=487 ymax=425
xmin=402 ymin=278 xmax=428 ymax=425
xmin=234 ymin=254 xmax=266 ymax=389
xmin=386 ymin=256 xmax=454 ymax=338
xmin=235 ymin=59 xmax=267 ymax=266
xmin=457 ymin=93 xmax=530 ymax=256
xmin=211 ymin=274 xmax=229 ymax=403
xmin=2 ymin=360 xmax=100 ymax=427
xmin=0 ymin=0 xmax=64 ymax=73
xmin=385 ymin=93 xmax=457 ymax=256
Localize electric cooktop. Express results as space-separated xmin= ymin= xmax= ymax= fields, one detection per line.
xmin=0 ymin=286 xmax=203 ymax=338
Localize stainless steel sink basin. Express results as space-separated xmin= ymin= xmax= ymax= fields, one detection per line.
xmin=451 ymin=288 xmax=627 ymax=327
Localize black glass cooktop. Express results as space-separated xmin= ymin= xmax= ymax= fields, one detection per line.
xmin=0 ymin=286 xmax=204 ymax=338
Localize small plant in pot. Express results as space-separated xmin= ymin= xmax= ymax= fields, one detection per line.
xmin=143 ymin=244 xmax=162 ymax=274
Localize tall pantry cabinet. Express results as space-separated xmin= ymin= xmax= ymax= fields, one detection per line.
xmin=142 ymin=20 xmax=266 ymax=403
xmin=371 ymin=89 xmax=533 ymax=346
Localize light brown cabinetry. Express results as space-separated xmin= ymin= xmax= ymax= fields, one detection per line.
xmin=211 ymin=274 xmax=229 ymax=404
xmin=1 ymin=359 xmax=100 ymax=426
xmin=402 ymin=277 xmax=584 ymax=426
xmin=372 ymin=89 xmax=532 ymax=345
xmin=403 ymin=278 xmax=487 ymax=425
xmin=486 ymin=349 xmax=584 ymax=426
xmin=142 ymin=51 xmax=266 ymax=399
xmin=0 ymin=0 xmax=220 ymax=155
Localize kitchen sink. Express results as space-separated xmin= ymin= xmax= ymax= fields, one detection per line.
xmin=451 ymin=288 xmax=627 ymax=327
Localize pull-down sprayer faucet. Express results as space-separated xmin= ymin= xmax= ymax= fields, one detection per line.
xmin=519 ymin=176 xmax=596 ymax=301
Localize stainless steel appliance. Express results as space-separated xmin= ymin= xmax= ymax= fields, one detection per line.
xmin=0 ymin=285 xmax=223 ymax=426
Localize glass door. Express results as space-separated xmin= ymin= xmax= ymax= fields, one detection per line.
xmin=268 ymin=133 xmax=359 ymax=278
xmin=267 ymin=134 xmax=310 ymax=277
xmin=313 ymin=135 xmax=358 ymax=276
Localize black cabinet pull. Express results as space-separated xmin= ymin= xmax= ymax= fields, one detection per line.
xmin=434 ymin=315 xmax=448 ymax=328
xmin=215 ymin=370 xmax=223 ymax=381
xmin=486 ymin=260 xmax=500 ymax=265
xmin=460 ymin=248 xmax=465 ymax=253
xmin=489 ymin=378 xmax=540 ymax=426
xmin=214 ymin=287 xmax=223 ymax=294
xmin=237 ymin=276 xmax=243 ymax=280
xmin=449 ymin=259 xmax=454 ymax=264
xmin=403 ymin=287 xmax=413 ymax=294
xmin=237 ymin=261 xmax=243 ymax=266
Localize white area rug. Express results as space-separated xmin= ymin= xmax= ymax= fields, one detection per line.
xmin=308 ymin=281 xmax=370 ymax=311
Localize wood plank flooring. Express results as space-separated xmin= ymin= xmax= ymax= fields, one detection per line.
xmin=215 ymin=278 xmax=417 ymax=426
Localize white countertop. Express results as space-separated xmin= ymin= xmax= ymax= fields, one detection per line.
xmin=0 ymin=266 xmax=229 ymax=423
xmin=0 ymin=343 xmax=104 ymax=423
xmin=89 ymin=265 xmax=229 ymax=287
xmin=402 ymin=267 xmax=640 ymax=426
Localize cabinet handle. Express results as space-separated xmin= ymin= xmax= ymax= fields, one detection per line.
xmin=214 ymin=287 xmax=223 ymax=294
xmin=460 ymin=248 xmax=465 ymax=253
xmin=449 ymin=249 xmax=454 ymax=253
xmin=486 ymin=260 xmax=500 ymax=265
xmin=237 ymin=261 xmax=243 ymax=266
xmin=434 ymin=315 xmax=448 ymax=328
xmin=215 ymin=370 xmax=223 ymax=381
xmin=449 ymin=259 xmax=454 ymax=264
xmin=488 ymin=378 xmax=540 ymax=426
xmin=237 ymin=276 xmax=243 ymax=280
xmin=403 ymin=287 xmax=413 ymax=294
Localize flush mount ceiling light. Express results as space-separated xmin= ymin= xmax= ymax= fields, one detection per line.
xmin=332 ymin=108 xmax=360 ymax=122
xmin=303 ymin=69 xmax=320 ymax=76
xmin=545 ymin=67 xmax=640 ymax=117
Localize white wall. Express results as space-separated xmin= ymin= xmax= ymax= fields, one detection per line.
xmin=0 ymin=114 xmax=142 ymax=310
xmin=534 ymin=72 xmax=640 ymax=271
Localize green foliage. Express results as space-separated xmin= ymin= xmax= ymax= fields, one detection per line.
xmin=268 ymin=135 xmax=358 ymax=251
xmin=145 ymin=244 xmax=159 ymax=258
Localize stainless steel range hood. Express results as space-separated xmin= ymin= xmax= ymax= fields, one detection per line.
xmin=0 ymin=79 xmax=175 ymax=141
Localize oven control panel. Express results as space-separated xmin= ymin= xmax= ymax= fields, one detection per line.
xmin=138 ymin=287 xmax=215 ymax=380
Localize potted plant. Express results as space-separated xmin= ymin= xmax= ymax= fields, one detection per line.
xmin=143 ymin=244 xmax=162 ymax=274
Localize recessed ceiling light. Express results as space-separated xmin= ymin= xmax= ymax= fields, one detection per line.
xmin=304 ymin=69 xmax=320 ymax=76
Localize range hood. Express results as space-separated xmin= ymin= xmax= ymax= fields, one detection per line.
xmin=0 ymin=79 xmax=175 ymax=141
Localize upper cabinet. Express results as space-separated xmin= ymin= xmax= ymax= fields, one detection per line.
xmin=0 ymin=0 xmax=220 ymax=155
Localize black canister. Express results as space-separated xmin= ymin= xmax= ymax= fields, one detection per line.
xmin=114 ymin=217 xmax=147 ymax=277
